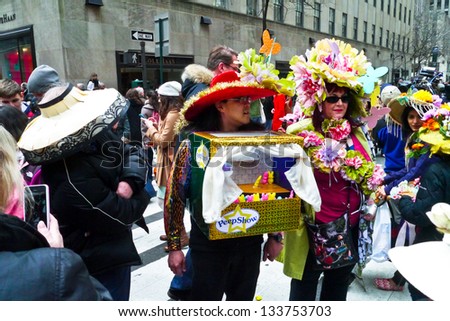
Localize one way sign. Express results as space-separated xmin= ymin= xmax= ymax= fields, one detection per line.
xmin=131 ymin=30 xmax=154 ymax=42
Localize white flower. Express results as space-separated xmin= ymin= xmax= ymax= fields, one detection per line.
xmin=426 ymin=203 xmax=450 ymax=234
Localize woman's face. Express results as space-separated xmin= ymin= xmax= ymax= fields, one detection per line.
xmin=216 ymin=96 xmax=252 ymax=131
xmin=407 ymin=109 xmax=423 ymax=132
xmin=322 ymin=87 xmax=349 ymax=120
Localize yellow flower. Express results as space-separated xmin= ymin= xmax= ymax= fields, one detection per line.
xmin=442 ymin=103 xmax=450 ymax=111
xmin=412 ymin=89 xmax=433 ymax=103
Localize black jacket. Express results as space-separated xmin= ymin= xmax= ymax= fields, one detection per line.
xmin=42 ymin=131 xmax=150 ymax=274
xmin=398 ymin=157 xmax=449 ymax=244
xmin=0 ymin=214 xmax=111 ymax=300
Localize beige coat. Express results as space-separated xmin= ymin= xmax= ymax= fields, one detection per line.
xmin=145 ymin=110 xmax=180 ymax=188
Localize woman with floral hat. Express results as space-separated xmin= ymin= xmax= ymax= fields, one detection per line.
xmin=373 ymin=89 xmax=441 ymax=292
xmin=164 ymin=70 xmax=285 ymax=300
xmin=396 ymin=103 xmax=450 ymax=300
xmin=283 ymin=38 xmax=385 ymax=301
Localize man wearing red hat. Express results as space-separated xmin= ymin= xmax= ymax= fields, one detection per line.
xmin=164 ymin=71 xmax=283 ymax=300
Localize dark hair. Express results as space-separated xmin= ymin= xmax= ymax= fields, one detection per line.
xmin=145 ymin=89 xmax=159 ymax=112
xmin=401 ymin=107 xmax=417 ymax=141
xmin=207 ymin=45 xmax=238 ymax=71
xmin=158 ymin=95 xmax=184 ymax=120
xmin=0 ymin=106 xmax=28 ymax=142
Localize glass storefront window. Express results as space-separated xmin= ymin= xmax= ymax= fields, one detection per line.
xmin=0 ymin=26 xmax=35 ymax=84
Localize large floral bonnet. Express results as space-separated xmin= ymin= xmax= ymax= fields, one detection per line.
xmin=289 ymin=38 xmax=374 ymax=118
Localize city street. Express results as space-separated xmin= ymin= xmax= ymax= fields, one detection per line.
xmin=130 ymin=192 xmax=410 ymax=301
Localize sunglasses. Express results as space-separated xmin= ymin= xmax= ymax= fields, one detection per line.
xmin=324 ymin=95 xmax=350 ymax=104
xmin=224 ymin=63 xmax=241 ymax=72
xmin=226 ymin=97 xmax=252 ymax=104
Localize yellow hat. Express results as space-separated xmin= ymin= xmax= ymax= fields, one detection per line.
xmin=417 ymin=103 xmax=450 ymax=155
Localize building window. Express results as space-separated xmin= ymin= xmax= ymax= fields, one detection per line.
xmin=381 ymin=0 xmax=384 ymax=11
xmin=215 ymin=0 xmax=228 ymax=9
xmin=363 ymin=21 xmax=367 ymax=42
xmin=445 ymin=0 xmax=449 ymax=9
xmin=274 ymin=0 xmax=284 ymax=23
xmin=386 ymin=30 xmax=389 ymax=47
xmin=374 ymin=0 xmax=377 ymax=6
xmin=372 ymin=24 xmax=376 ymax=44
xmin=399 ymin=4 xmax=402 ymax=20
xmin=392 ymin=32 xmax=395 ymax=49
xmin=408 ymin=9 xmax=411 ymax=25
xmin=246 ymin=0 xmax=258 ymax=16
xmin=397 ymin=34 xmax=400 ymax=51
xmin=353 ymin=17 xmax=358 ymax=40
xmin=295 ymin=0 xmax=304 ymax=27
xmin=407 ymin=38 xmax=409 ymax=53
xmin=393 ymin=0 xmax=397 ymax=17
xmin=430 ymin=0 xmax=434 ymax=10
xmin=379 ymin=27 xmax=383 ymax=46
xmin=329 ymin=8 xmax=335 ymax=35
xmin=342 ymin=13 xmax=348 ymax=37
xmin=388 ymin=0 xmax=391 ymax=14
xmin=313 ymin=2 xmax=321 ymax=32
xmin=0 ymin=26 xmax=35 ymax=84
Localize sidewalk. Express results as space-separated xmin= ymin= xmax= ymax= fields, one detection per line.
xmin=131 ymin=243 xmax=411 ymax=301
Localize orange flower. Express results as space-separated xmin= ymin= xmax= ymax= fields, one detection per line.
xmin=411 ymin=143 xmax=424 ymax=150
xmin=423 ymin=118 xmax=440 ymax=131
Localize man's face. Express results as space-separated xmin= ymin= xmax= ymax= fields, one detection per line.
xmin=0 ymin=93 xmax=23 ymax=110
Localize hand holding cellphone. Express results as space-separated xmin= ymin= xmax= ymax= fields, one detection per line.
xmin=24 ymin=184 xmax=50 ymax=229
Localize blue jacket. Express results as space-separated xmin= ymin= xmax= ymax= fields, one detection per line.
xmin=377 ymin=127 xmax=406 ymax=173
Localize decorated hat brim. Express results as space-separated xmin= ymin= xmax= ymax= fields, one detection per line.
xmin=419 ymin=130 xmax=450 ymax=155
xmin=389 ymin=241 xmax=450 ymax=301
xmin=388 ymin=97 xmax=436 ymax=126
xmin=183 ymin=82 xmax=276 ymax=121
xmin=18 ymin=86 xmax=128 ymax=164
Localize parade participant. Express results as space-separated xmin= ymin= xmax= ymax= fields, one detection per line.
xmin=374 ymin=90 xmax=440 ymax=292
xmin=164 ymin=70 xmax=284 ymax=301
xmin=394 ymin=103 xmax=450 ymax=300
xmin=18 ymin=84 xmax=149 ymax=301
xmin=142 ymin=81 xmax=189 ymax=251
xmin=283 ymin=38 xmax=385 ymax=301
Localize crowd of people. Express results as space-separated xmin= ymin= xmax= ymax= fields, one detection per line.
xmin=1 ymin=35 xmax=449 ymax=302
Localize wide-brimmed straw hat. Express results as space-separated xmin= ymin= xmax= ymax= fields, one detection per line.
xmin=388 ymin=89 xmax=438 ymax=125
xmin=18 ymin=83 xmax=128 ymax=164
xmin=182 ymin=71 xmax=276 ymax=121
xmin=389 ymin=202 xmax=450 ymax=301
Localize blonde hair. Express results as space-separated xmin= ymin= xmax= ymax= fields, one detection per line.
xmin=0 ymin=126 xmax=24 ymax=212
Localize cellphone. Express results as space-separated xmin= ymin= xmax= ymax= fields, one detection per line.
xmin=24 ymin=184 xmax=50 ymax=228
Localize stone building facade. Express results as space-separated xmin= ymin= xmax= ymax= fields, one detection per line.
xmin=0 ymin=0 xmax=417 ymax=94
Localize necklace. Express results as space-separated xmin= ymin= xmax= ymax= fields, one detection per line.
xmin=296 ymin=118 xmax=384 ymax=195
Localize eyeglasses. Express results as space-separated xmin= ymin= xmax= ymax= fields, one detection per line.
xmin=226 ymin=97 xmax=252 ymax=104
xmin=324 ymin=95 xmax=350 ymax=104
xmin=224 ymin=63 xmax=241 ymax=72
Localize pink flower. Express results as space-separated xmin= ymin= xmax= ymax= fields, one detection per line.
xmin=328 ymin=120 xmax=351 ymax=141
xmin=299 ymin=131 xmax=323 ymax=148
xmin=345 ymin=156 xmax=363 ymax=169
xmin=367 ymin=164 xmax=385 ymax=190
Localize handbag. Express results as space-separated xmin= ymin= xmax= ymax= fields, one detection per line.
xmin=305 ymin=212 xmax=357 ymax=270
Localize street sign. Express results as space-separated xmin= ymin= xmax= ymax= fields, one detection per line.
xmin=131 ymin=30 xmax=154 ymax=41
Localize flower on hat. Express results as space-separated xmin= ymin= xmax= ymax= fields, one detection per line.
xmin=416 ymin=102 xmax=450 ymax=155
xmin=289 ymin=38 xmax=370 ymax=117
xmin=236 ymin=48 xmax=295 ymax=97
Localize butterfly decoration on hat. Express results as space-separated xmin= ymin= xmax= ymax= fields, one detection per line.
xmin=236 ymin=29 xmax=294 ymax=97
